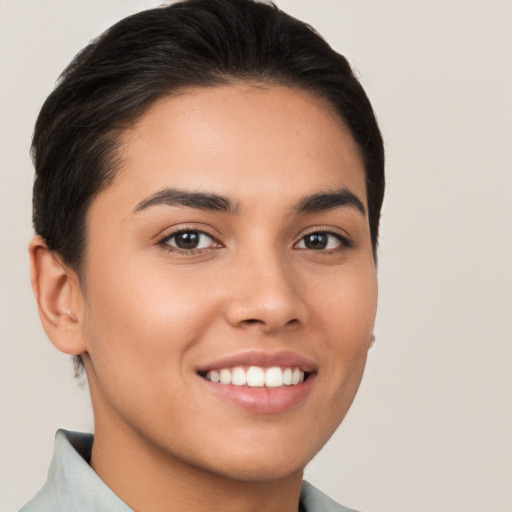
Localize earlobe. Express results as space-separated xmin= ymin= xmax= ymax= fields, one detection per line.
xmin=28 ymin=236 xmax=87 ymax=355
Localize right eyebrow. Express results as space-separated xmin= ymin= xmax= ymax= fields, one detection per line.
xmin=132 ymin=188 xmax=240 ymax=214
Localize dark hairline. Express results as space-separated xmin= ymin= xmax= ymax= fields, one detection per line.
xmin=33 ymin=0 xmax=384 ymax=287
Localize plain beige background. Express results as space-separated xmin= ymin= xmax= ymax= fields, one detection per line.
xmin=1 ymin=1 xmax=511 ymax=511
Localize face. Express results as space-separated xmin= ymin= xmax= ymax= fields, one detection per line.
xmin=80 ymin=84 xmax=377 ymax=482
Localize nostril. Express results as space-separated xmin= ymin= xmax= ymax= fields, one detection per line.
xmin=241 ymin=317 xmax=300 ymax=328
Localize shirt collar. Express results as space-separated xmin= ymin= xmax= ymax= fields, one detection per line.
xmin=21 ymin=429 xmax=133 ymax=511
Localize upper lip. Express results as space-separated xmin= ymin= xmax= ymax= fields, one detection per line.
xmin=195 ymin=350 xmax=318 ymax=373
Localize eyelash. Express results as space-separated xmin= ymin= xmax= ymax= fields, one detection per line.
xmin=160 ymin=229 xmax=220 ymax=254
xmin=159 ymin=228 xmax=352 ymax=255
xmin=294 ymin=229 xmax=352 ymax=252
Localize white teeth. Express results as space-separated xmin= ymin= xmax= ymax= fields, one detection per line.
xmin=265 ymin=367 xmax=283 ymax=387
xmin=204 ymin=366 xmax=306 ymax=388
xmin=219 ymin=368 xmax=231 ymax=384
xmin=231 ymin=366 xmax=247 ymax=386
xmin=247 ymin=366 xmax=265 ymax=387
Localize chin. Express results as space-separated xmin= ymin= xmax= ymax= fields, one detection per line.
xmin=192 ymin=434 xmax=323 ymax=483
xmin=209 ymin=457 xmax=307 ymax=483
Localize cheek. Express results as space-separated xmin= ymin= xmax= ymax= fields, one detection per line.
xmin=81 ymin=258 xmax=222 ymax=377
xmin=80 ymin=263 xmax=226 ymax=432
xmin=308 ymin=261 xmax=377 ymax=383
xmin=311 ymin=261 xmax=377 ymax=338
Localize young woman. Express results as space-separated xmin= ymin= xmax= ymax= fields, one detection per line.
xmin=23 ymin=1 xmax=384 ymax=510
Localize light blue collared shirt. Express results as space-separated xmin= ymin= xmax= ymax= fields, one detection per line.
xmin=20 ymin=429 xmax=360 ymax=512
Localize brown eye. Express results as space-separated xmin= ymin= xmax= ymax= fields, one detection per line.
xmin=303 ymin=233 xmax=329 ymax=250
xmin=163 ymin=230 xmax=216 ymax=251
xmin=295 ymin=232 xmax=346 ymax=251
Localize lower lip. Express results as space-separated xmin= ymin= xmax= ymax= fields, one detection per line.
xmin=199 ymin=374 xmax=316 ymax=413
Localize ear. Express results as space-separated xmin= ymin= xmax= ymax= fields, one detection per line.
xmin=29 ymin=236 xmax=87 ymax=356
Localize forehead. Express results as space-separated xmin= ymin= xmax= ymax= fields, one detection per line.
xmin=100 ymin=84 xmax=367 ymax=213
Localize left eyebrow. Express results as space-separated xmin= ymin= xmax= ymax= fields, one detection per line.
xmin=293 ymin=187 xmax=366 ymax=216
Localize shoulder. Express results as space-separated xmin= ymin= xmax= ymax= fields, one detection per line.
xmin=300 ymin=481 xmax=363 ymax=512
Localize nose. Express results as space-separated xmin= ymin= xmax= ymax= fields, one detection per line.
xmin=224 ymin=250 xmax=308 ymax=333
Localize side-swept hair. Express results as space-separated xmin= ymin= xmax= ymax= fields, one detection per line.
xmin=32 ymin=0 xmax=384 ymax=278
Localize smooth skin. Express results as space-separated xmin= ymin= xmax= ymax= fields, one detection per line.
xmin=30 ymin=84 xmax=378 ymax=512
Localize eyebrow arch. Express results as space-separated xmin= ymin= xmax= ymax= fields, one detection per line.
xmin=133 ymin=188 xmax=239 ymax=214
xmin=293 ymin=187 xmax=366 ymax=216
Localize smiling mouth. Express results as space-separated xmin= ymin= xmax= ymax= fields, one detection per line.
xmin=198 ymin=366 xmax=309 ymax=388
